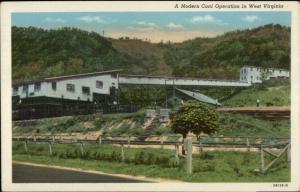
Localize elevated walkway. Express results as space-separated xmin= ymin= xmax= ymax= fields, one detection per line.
xmin=118 ymin=74 xmax=251 ymax=87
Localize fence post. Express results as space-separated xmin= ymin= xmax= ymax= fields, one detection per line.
xmin=127 ymin=136 xmax=131 ymax=148
xmin=160 ymin=137 xmax=164 ymax=149
xmin=24 ymin=140 xmax=28 ymax=153
xmin=52 ymin=136 xmax=55 ymax=143
xmin=80 ymin=142 xmax=84 ymax=156
xmin=33 ymin=135 xmax=36 ymax=142
xmin=259 ymin=145 xmax=265 ymax=174
xmin=199 ymin=139 xmax=203 ymax=153
xmin=184 ymin=137 xmax=193 ymax=174
xmin=175 ymin=143 xmax=179 ymax=166
xmin=48 ymin=142 xmax=52 ymax=156
xmin=98 ymin=135 xmax=102 ymax=145
xmin=121 ymin=144 xmax=125 ymax=162
xmin=286 ymin=143 xmax=291 ymax=162
xmin=246 ymin=138 xmax=250 ymax=152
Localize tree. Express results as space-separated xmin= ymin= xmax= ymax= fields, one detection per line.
xmin=170 ymin=100 xmax=219 ymax=154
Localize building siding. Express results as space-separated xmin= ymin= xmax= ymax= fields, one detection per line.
xmin=13 ymin=74 xmax=118 ymax=101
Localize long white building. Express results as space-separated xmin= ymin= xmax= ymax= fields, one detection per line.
xmin=13 ymin=70 xmax=120 ymax=101
xmin=240 ymin=66 xmax=289 ymax=83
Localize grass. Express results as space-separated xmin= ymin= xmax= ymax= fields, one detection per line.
xmin=222 ymin=80 xmax=290 ymax=107
xmin=217 ymin=112 xmax=290 ymax=138
xmin=13 ymin=110 xmax=146 ymax=135
xmin=13 ymin=141 xmax=290 ymax=182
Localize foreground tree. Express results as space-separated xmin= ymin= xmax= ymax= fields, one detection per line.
xmin=170 ymin=100 xmax=219 ymax=154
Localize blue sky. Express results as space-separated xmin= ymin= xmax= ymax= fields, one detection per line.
xmin=12 ymin=12 xmax=291 ymax=42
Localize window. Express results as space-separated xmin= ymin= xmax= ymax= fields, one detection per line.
xmin=34 ymin=82 xmax=41 ymax=91
xmin=96 ymin=81 xmax=103 ymax=89
xmin=22 ymin=85 xmax=28 ymax=93
xmin=82 ymin=86 xmax=90 ymax=95
xmin=111 ymin=73 xmax=117 ymax=78
xmin=13 ymin=87 xmax=19 ymax=95
xmin=66 ymin=84 xmax=75 ymax=92
xmin=52 ymin=82 xmax=57 ymax=91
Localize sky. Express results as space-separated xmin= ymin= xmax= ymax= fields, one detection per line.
xmin=12 ymin=12 xmax=291 ymax=43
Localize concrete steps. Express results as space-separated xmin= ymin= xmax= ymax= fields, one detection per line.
xmin=136 ymin=116 xmax=160 ymax=141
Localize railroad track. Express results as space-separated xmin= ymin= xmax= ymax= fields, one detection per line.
xmin=217 ymin=106 xmax=290 ymax=119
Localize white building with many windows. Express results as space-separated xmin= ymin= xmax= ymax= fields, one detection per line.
xmin=12 ymin=70 xmax=120 ymax=102
xmin=240 ymin=66 xmax=289 ymax=83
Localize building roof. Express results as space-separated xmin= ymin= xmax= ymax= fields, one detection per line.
xmin=13 ymin=70 xmax=122 ymax=86
xmin=176 ymin=88 xmax=221 ymax=106
xmin=241 ymin=65 xmax=290 ymax=71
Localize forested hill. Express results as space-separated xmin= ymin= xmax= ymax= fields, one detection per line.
xmin=12 ymin=27 xmax=143 ymax=82
xmin=12 ymin=24 xmax=290 ymax=82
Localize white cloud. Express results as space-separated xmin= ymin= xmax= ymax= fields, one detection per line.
xmin=44 ymin=17 xmax=65 ymax=23
xmin=128 ymin=21 xmax=160 ymax=32
xmin=243 ymin=15 xmax=259 ymax=23
xmin=190 ymin=15 xmax=227 ymax=26
xmin=135 ymin=21 xmax=160 ymax=28
xmin=190 ymin=15 xmax=215 ymax=23
xmin=166 ymin=22 xmax=184 ymax=30
xmin=78 ymin=16 xmax=114 ymax=24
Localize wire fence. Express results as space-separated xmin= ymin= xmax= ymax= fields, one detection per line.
xmin=13 ymin=134 xmax=290 ymax=149
xmin=13 ymin=135 xmax=290 ymax=175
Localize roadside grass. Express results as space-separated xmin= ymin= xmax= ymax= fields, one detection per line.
xmin=13 ymin=142 xmax=290 ymax=182
xmin=217 ymin=112 xmax=290 ymax=138
xmin=222 ymin=80 xmax=290 ymax=107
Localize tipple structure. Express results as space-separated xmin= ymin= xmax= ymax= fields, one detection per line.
xmin=12 ymin=66 xmax=289 ymax=120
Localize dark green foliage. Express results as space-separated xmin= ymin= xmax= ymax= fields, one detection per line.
xmin=12 ymin=24 xmax=290 ymax=83
xmin=169 ymin=24 xmax=290 ymax=79
xmin=12 ymin=26 xmax=139 ymax=82
xmin=170 ymin=100 xmax=219 ymax=138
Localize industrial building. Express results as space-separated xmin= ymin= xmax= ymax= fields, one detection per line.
xmin=12 ymin=66 xmax=289 ymax=120
xmin=240 ymin=66 xmax=289 ymax=83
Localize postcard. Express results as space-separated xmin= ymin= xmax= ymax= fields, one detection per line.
xmin=1 ymin=1 xmax=300 ymax=191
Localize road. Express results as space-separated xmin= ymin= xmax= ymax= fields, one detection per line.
xmin=13 ymin=163 xmax=150 ymax=183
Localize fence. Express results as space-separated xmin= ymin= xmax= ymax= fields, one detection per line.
xmin=13 ymin=135 xmax=290 ymax=175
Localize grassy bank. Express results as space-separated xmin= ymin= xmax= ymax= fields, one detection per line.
xmin=13 ymin=142 xmax=290 ymax=182
xmin=13 ymin=110 xmax=146 ymax=136
xmin=217 ymin=113 xmax=290 ymax=138
xmin=222 ymin=80 xmax=290 ymax=107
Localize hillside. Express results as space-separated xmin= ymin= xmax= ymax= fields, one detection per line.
xmin=12 ymin=27 xmax=139 ymax=82
xmin=222 ymin=79 xmax=290 ymax=107
xmin=165 ymin=24 xmax=290 ymax=79
xmin=12 ymin=24 xmax=290 ymax=82
xmin=109 ymin=38 xmax=172 ymax=75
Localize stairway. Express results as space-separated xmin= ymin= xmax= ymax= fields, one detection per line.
xmin=136 ymin=116 xmax=160 ymax=141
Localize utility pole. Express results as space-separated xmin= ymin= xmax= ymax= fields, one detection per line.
xmin=173 ymin=78 xmax=175 ymax=98
xmin=165 ymin=80 xmax=168 ymax=108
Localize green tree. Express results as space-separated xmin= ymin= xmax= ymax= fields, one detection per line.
xmin=170 ymin=100 xmax=219 ymax=153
